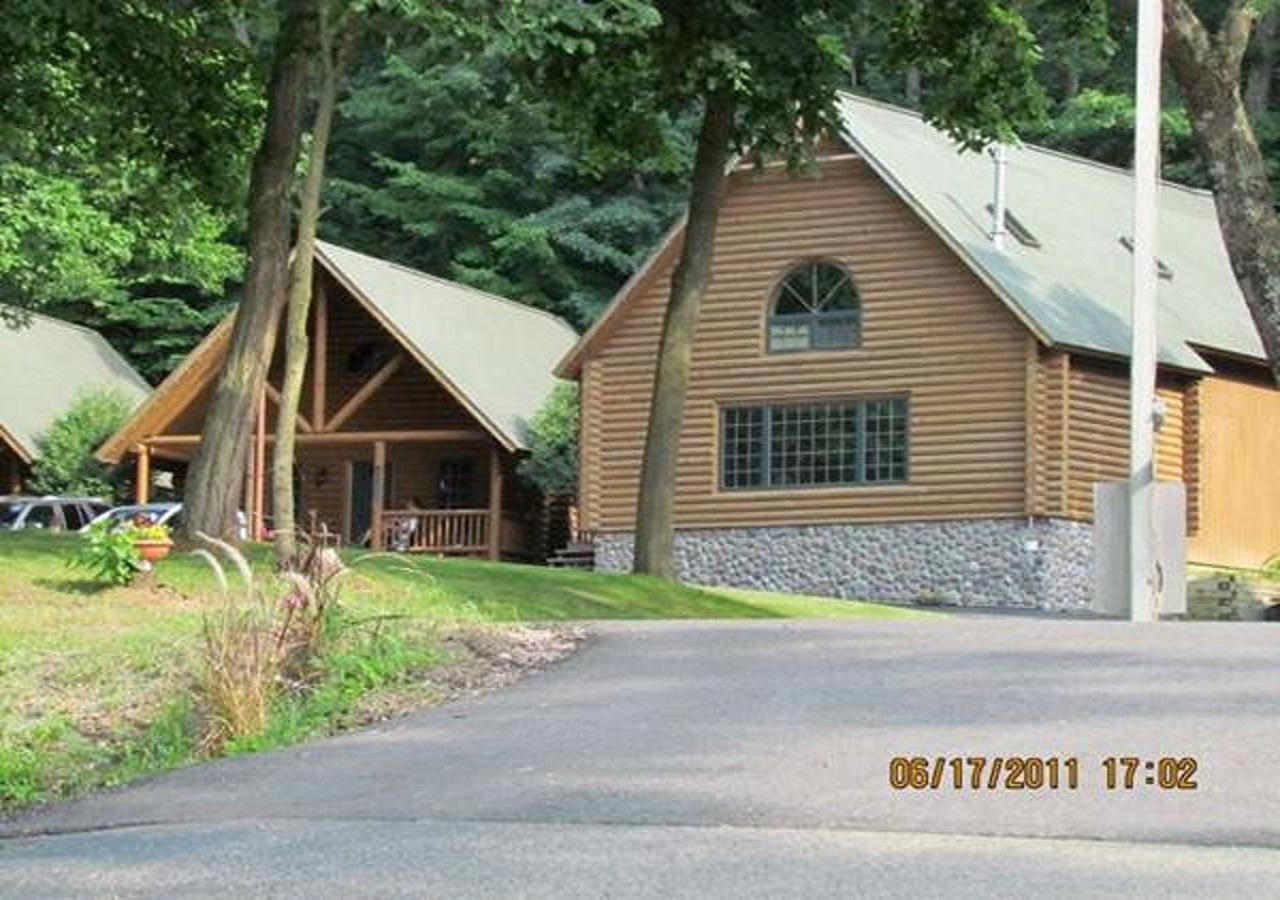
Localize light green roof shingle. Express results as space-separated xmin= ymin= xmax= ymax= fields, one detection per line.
xmin=0 ymin=311 xmax=151 ymax=460
xmin=316 ymin=242 xmax=579 ymax=449
xmin=836 ymin=94 xmax=1263 ymax=372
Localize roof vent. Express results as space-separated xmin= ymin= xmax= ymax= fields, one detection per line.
xmin=984 ymin=204 xmax=1041 ymax=248
xmin=1118 ymin=236 xmax=1173 ymax=280
xmin=989 ymin=144 xmax=1009 ymax=250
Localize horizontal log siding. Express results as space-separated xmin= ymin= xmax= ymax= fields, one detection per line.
xmin=1031 ymin=349 xmax=1069 ymax=517
xmin=1063 ymin=358 xmax=1190 ymax=524
xmin=1188 ymin=371 xmax=1280 ymax=568
xmin=581 ymin=158 xmax=1031 ymax=531
xmin=580 ymin=360 xmax=603 ymax=531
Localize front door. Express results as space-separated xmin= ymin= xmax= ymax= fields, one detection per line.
xmin=349 ymin=460 xmax=392 ymax=545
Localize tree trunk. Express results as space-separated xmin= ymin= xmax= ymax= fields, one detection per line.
xmin=272 ymin=18 xmax=354 ymax=568
xmin=1245 ymin=6 xmax=1277 ymax=118
xmin=181 ymin=0 xmax=319 ymax=541
xmin=631 ymin=92 xmax=735 ymax=579
xmin=1165 ymin=0 xmax=1280 ymax=381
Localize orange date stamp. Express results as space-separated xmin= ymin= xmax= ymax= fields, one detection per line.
xmin=888 ymin=756 xmax=1199 ymax=791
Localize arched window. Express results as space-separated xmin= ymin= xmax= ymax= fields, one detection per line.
xmin=766 ymin=260 xmax=861 ymax=352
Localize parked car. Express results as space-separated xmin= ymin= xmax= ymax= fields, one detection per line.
xmin=0 ymin=496 xmax=111 ymax=532
xmin=85 ymin=503 xmax=249 ymax=540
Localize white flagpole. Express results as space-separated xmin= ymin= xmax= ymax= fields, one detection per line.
xmin=1128 ymin=0 xmax=1163 ymax=622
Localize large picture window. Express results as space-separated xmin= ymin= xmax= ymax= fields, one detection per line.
xmin=767 ymin=260 xmax=861 ymax=352
xmin=721 ymin=398 xmax=908 ymax=490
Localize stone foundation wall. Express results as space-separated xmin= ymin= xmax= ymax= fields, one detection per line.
xmin=594 ymin=518 xmax=1093 ymax=610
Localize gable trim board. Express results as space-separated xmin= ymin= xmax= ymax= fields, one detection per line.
xmin=566 ymin=97 xmax=1279 ymax=609
xmin=99 ymin=243 xmax=579 ymax=463
xmin=97 ymin=314 xmax=237 ymax=463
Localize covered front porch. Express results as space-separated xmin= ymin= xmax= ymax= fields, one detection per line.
xmin=135 ymin=422 xmax=531 ymax=559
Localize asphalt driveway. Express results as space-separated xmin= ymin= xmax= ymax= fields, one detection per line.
xmin=3 ymin=619 xmax=1280 ymax=897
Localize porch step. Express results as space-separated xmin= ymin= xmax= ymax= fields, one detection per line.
xmin=547 ymin=544 xmax=595 ymax=569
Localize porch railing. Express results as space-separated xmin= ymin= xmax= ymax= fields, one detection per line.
xmin=381 ymin=509 xmax=490 ymax=554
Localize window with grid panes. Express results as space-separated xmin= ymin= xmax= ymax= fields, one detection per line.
xmin=720 ymin=398 xmax=907 ymax=489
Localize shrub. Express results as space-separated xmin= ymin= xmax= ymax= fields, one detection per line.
xmin=518 ymin=381 xmax=579 ymax=495
xmin=73 ymin=521 xmax=141 ymax=586
xmin=29 ymin=387 xmax=135 ymax=499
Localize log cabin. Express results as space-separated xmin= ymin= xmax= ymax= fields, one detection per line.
xmin=97 ymin=242 xmax=578 ymax=559
xmin=557 ymin=94 xmax=1280 ymax=609
xmin=1 ymin=311 xmax=150 ymax=493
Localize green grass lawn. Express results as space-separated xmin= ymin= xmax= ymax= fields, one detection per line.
xmin=0 ymin=531 xmax=927 ymax=812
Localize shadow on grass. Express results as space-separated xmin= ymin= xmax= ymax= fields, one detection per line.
xmin=32 ymin=577 xmax=111 ymax=596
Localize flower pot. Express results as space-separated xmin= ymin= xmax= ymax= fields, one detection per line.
xmin=135 ymin=539 xmax=173 ymax=563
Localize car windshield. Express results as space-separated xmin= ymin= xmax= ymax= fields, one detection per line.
xmin=0 ymin=503 xmax=24 ymax=527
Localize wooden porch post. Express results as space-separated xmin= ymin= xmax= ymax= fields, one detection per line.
xmin=243 ymin=435 xmax=255 ymax=538
xmin=254 ymin=387 xmax=267 ymax=540
xmin=488 ymin=445 xmax=503 ymax=561
xmin=134 ymin=444 xmax=151 ymax=504
xmin=372 ymin=440 xmax=386 ymax=550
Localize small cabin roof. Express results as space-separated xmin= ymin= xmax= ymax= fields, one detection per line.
xmin=0 ymin=310 xmax=150 ymax=462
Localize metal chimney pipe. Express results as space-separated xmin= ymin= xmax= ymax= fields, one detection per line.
xmin=990 ymin=143 xmax=1009 ymax=250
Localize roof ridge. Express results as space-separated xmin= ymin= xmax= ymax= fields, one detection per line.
xmin=834 ymin=91 xmax=1215 ymax=199
xmin=316 ymin=240 xmax=578 ymax=337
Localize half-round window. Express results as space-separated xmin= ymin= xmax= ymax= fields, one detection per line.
xmin=767 ymin=260 xmax=861 ymax=352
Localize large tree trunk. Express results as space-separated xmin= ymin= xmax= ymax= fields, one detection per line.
xmin=1164 ymin=0 xmax=1280 ymax=381
xmin=631 ymin=92 xmax=735 ymax=579
xmin=272 ymin=18 xmax=354 ymax=568
xmin=182 ymin=0 xmax=319 ymax=541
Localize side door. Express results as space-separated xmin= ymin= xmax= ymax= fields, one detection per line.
xmin=348 ymin=461 xmax=393 ymax=546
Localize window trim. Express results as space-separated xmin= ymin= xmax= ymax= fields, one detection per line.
xmin=718 ymin=395 xmax=910 ymax=492
xmin=765 ymin=259 xmax=863 ymax=355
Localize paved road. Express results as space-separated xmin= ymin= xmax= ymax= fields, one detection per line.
xmin=3 ymin=619 xmax=1280 ymax=897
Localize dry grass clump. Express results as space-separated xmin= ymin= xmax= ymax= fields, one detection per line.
xmin=193 ymin=534 xmax=367 ymax=751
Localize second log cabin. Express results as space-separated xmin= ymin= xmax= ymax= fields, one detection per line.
xmin=98 ymin=242 xmax=578 ymax=559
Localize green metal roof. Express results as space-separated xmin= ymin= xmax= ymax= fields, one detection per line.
xmin=316 ymin=242 xmax=579 ymax=450
xmin=0 ymin=311 xmax=151 ymax=460
xmin=836 ymin=94 xmax=1264 ymax=372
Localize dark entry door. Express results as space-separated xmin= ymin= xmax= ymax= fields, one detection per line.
xmin=349 ymin=461 xmax=392 ymax=545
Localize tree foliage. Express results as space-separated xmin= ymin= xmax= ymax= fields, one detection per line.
xmin=0 ymin=0 xmax=263 ymax=378
xmin=323 ymin=36 xmax=688 ymax=325
xmin=518 ymin=382 xmax=580 ymax=496
xmin=29 ymin=388 xmax=135 ymax=499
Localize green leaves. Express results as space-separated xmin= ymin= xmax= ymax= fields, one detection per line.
xmin=73 ymin=522 xmax=150 ymax=588
xmin=888 ymin=0 xmax=1048 ymax=148
xmin=0 ymin=165 xmax=132 ymax=313
xmin=0 ymin=0 xmax=257 ymax=369
xmin=322 ymin=38 xmax=685 ymax=324
xmin=29 ymin=388 xmax=135 ymax=500
xmin=518 ymin=382 xmax=580 ymax=495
